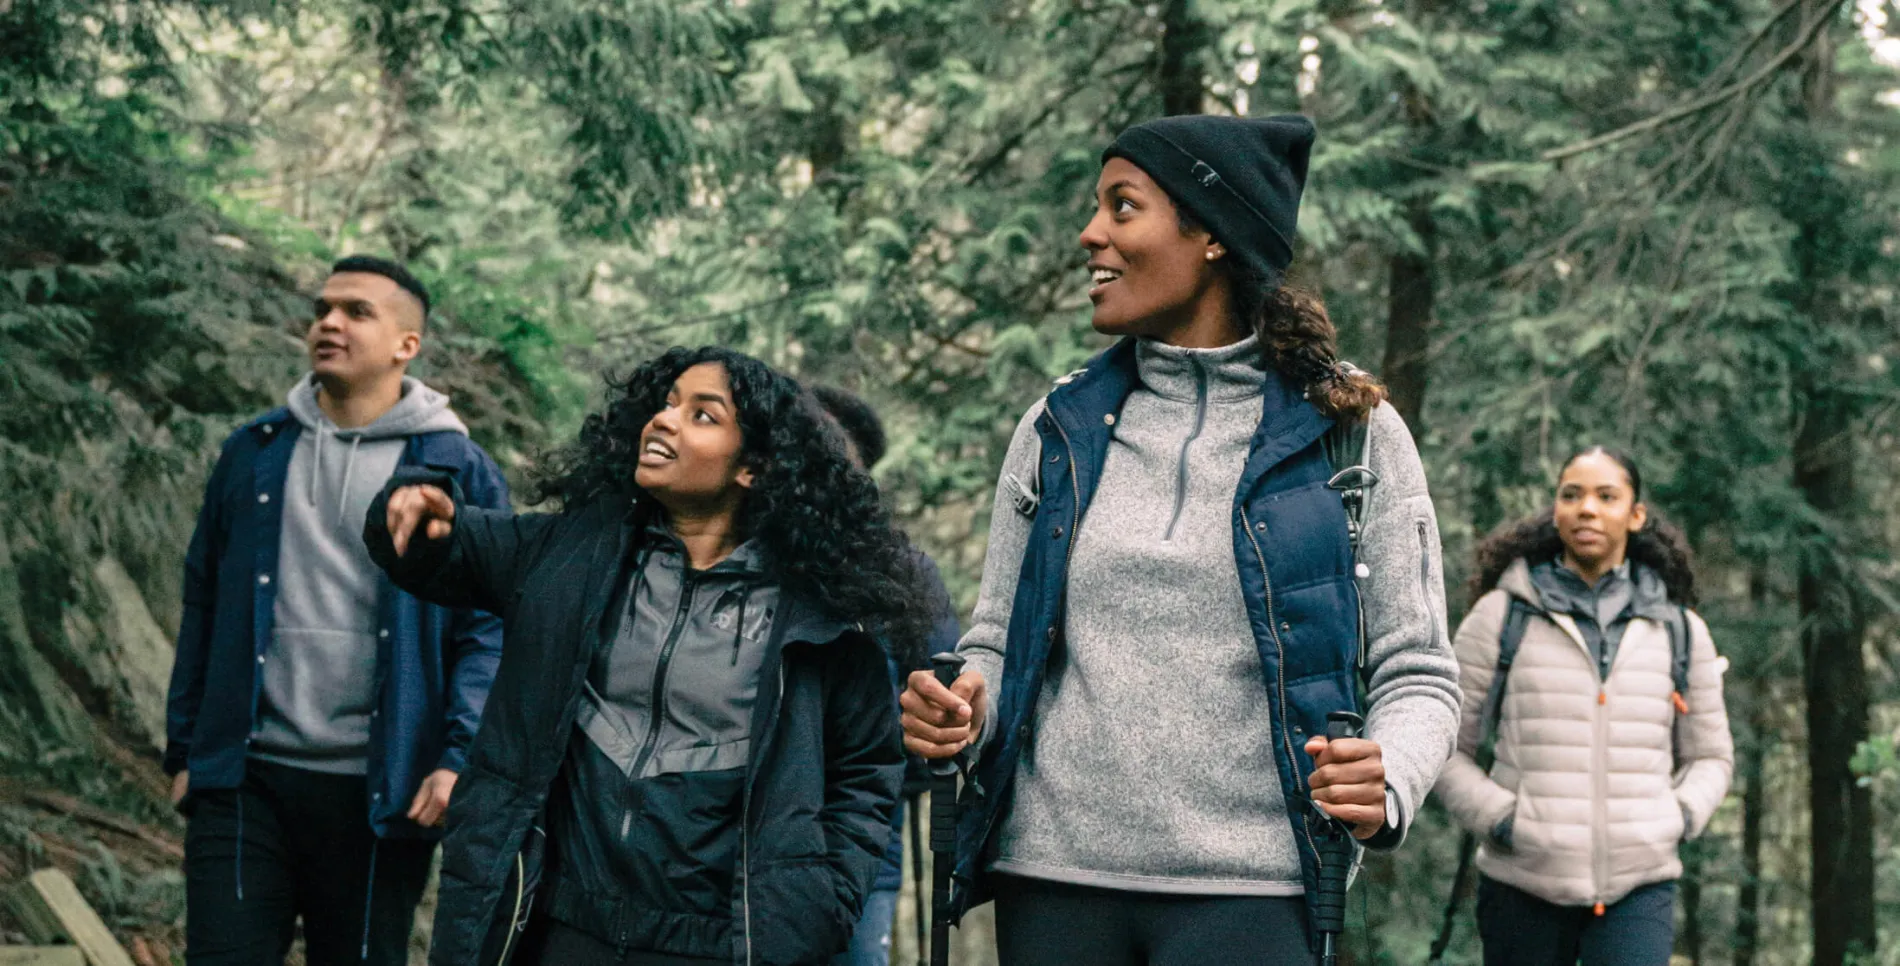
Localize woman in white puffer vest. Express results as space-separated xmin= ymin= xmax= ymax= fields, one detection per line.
xmin=1437 ymin=447 xmax=1732 ymax=966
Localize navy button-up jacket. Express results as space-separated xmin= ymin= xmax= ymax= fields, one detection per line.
xmin=163 ymin=406 xmax=508 ymax=838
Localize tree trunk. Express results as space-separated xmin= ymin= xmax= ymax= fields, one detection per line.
xmin=1796 ymin=386 xmax=1876 ymax=966
xmin=1790 ymin=21 xmax=1877 ymax=965
xmin=1679 ymin=854 xmax=1704 ymax=965
xmin=1158 ymin=0 xmax=1208 ymax=116
xmin=1735 ymin=678 xmax=1767 ymax=966
xmin=1735 ymin=562 xmax=1771 ymax=966
xmin=1382 ymin=198 xmax=1435 ymax=431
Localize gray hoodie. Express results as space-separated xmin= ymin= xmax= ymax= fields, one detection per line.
xmin=251 ymin=375 xmax=469 ymax=775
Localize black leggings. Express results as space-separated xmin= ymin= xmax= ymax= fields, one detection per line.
xmin=1476 ymin=876 xmax=1677 ymax=966
xmin=992 ymin=874 xmax=1316 ymax=966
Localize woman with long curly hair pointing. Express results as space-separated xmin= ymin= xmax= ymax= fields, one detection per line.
xmin=365 ymin=346 xmax=936 ymax=966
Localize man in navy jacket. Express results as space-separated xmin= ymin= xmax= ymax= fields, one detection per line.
xmin=163 ymin=256 xmax=508 ymax=966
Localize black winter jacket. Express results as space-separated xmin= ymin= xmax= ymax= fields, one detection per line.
xmin=364 ymin=481 xmax=905 ymax=966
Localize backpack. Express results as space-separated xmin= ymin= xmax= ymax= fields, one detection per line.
xmin=1474 ymin=593 xmax=1694 ymax=768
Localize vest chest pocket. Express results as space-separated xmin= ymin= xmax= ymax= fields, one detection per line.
xmin=1274 ymin=577 xmax=1361 ymax=682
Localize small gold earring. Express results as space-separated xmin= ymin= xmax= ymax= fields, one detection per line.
xmin=1207 ymin=250 xmax=1221 ymax=261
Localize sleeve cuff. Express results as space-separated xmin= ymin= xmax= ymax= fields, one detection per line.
xmin=435 ymin=746 xmax=468 ymax=775
xmin=1360 ymin=787 xmax=1407 ymax=852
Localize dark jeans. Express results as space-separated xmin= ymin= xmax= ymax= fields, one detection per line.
xmin=183 ymin=758 xmax=435 ymax=966
xmin=992 ymin=874 xmax=1316 ymax=966
xmin=1476 ymin=876 xmax=1677 ymax=966
xmin=515 ymin=918 xmax=724 ymax=966
xmin=832 ymin=886 xmax=898 ymax=966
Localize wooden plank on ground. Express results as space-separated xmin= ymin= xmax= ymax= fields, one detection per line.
xmin=4 ymin=870 xmax=136 ymax=966
xmin=0 ymin=947 xmax=87 ymax=966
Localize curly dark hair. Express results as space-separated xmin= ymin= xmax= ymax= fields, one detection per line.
xmin=810 ymin=385 xmax=888 ymax=469
xmin=1468 ymin=447 xmax=1698 ymax=607
xmin=1176 ymin=210 xmax=1386 ymax=420
xmin=530 ymin=346 xmax=935 ymax=658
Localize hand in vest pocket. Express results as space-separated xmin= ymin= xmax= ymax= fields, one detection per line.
xmin=900 ymin=668 xmax=988 ymax=759
xmin=1304 ymin=735 xmax=1387 ymax=838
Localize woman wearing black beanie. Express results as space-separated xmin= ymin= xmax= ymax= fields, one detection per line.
xmin=899 ymin=114 xmax=1462 ymax=964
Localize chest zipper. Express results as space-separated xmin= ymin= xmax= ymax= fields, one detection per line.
xmin=1241 ymin=508 xmax=1324 ymax=873
xmin=621 ymin=572 xmax=702 ymax=838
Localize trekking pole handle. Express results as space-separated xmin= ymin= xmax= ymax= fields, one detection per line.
xmin=931 ymin=651 xmax=966 ymax=691
xmin=927 ymin=652 xmax=967 ymax=966
xmin=1326 ymin=711 xmax=1364 ymax=742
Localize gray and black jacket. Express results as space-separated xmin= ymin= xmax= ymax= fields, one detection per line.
xmin=364 ymin=489 xmax=903 ymax=966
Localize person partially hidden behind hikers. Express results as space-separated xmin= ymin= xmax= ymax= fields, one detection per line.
xmin=164 ymin=256 xmax=509 ymax=966
xmin=900 ymin=114 xmax=1461 ymax=964
xmin=810 ymin=385 xmax=964 ymax=966
xmin=1436 ymin=447 xmax=1734 ymax=966
xmin=365 ymin=347 xmax=938 ymax=966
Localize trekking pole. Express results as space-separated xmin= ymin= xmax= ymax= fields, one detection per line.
xmin=928 ymin=651 xmax=966 ymax=966
xmin=1314 ymin=710 xmax=1364 ymax=966
xmin=908 ymin=792 xmax=927 ymax=966
xmin=1426 ymin=833 xmax=1478 ymax=966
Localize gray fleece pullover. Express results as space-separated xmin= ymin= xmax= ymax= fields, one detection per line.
xmin=252 ymin=375 xmax=469 ymax=774
xmin=961 ymin=336 xmax=1460 ymax=894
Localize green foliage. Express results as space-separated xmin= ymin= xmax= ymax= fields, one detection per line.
xmin=8 ymin=0 xmax=1900 ymax=960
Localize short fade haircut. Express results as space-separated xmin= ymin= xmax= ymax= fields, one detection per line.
xmin=811 ymin=385 xmax=888 ymax=469
xmin=330 ymin=255 xmax=431 ymax=324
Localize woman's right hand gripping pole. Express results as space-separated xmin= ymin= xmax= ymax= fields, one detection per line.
xmin=901 ymin=668 xmax=989 ymax=760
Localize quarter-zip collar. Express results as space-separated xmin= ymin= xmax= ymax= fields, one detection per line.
xmin=1045 ymin=337 xmax=1327 ymax=523
xmin=1133 ymin=336 xmax=1268 ymax=541
xmin=1134 ymin=334 xmax=1267 ymax=403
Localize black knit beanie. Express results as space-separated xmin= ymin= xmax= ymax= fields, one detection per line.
xmin=1102 ymin=113 xmax=1316 ymax=289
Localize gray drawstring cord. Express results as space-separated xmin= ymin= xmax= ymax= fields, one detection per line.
xmin=338 ymin=435 xmax=362 ymax=525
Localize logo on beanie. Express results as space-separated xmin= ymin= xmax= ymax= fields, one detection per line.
xmin=1191 ymin=160 xmax=1223 ymax=187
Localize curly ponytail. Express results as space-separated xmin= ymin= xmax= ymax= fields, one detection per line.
xmin=1247 ymin=283 xmax=1386 ymax=420
xmin=1176 ymin=208 xmax=1384 ymax=419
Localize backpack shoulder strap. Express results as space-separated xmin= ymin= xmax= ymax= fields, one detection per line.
xmin=1324 ymin=411 xmax=1379 ymax=685
xmin=1477 ymin=597 xmax=1537 ymax=767
xmin=1665 ymin=604 xmax=1692 ymax=714
xmin=1323 ymin=412 xmax=1377 ymax=561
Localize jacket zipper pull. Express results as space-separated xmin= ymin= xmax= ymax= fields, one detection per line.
xmin=1593 ymin=901 xmax=1606 ymax=917
xmin=1597 ymin=690 xmax=1607 ymax=706
xmin=1671 ymin=690 xmax=1689 ymax=714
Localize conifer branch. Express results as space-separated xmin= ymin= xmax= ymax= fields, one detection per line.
xmin=1540 ymin=0 xmax=1836 ymax=162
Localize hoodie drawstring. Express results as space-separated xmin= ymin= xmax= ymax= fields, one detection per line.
xmin=309 ymin=426 xmax=326 ymax=510
xmin=338 ymin=435 xmax=362 ymax=526
xmin=360 ymin=838 xmax=380 ymax=960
